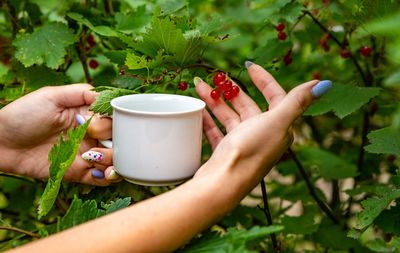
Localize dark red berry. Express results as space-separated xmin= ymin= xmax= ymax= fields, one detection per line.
xmin=312 ymin=72 xmax=321 ymax=80
xmin=360 ymin=46 xmax=371 ymax=57
xmin=319 ymin=33 xmax=330 ymax=46
xmin=323 ymin=44 xmax=330 ymax=52
xmin=231 ymin=85 xmax=240 ymax=96
xmin=284 ymin=55 xmax=293 ymax=65
xmin=278 ymin=31 xmax=287 ymax=40
xmin=322 ymin=0 xmax=328 ymax=4
xmin=369 ymin=103 xmax=377 ymax=116
xmin=210 ymin=89 xmax=221 ymax=100
xmin=213 ymin=72 xmax=226 ymax=86
xmin=81 ymin=1 xmax=86 ymax=6
xmin=341 ymin=49 xmax=350 ymax=59
xmin=1 ymin=56 xmax=9 ymax=65
xmin=89 ymin=59 xmax=99 ymax=69
xmin=178 ymin=81 xmax=188 ymax=91
xmin=275 ymin=22 xmax=285 ymax=32
xmin=88 ymin=34 xmax=96 ymax=47
xmin=223 ymin=90 xmax=234 ymax=100
xmin=388 ymin=155 xmax=396 ymax=163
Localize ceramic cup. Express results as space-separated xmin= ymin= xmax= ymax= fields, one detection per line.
xmin=109 ymin=94 xmax=205 ymax=186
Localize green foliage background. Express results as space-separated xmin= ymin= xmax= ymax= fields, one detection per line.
xmin=1 ymin=0 xmax=400 ymax=252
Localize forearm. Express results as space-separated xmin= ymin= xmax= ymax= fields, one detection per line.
xmin=10 ymin=150 xmax=249 ymax=253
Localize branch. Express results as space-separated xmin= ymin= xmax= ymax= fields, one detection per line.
xmin=3 ymin=0 xmax=20 ymax=38
xmin=258 ymin=179 xmax=279 ymax=252
xmin=0 ymin=226 xmax=39 ymax=238
xmin=288 ymin=148 xmax=339 ymax=224
xmin=76 ymin=27 xmax=92 ymax=84
xmin=303 ymin=10 xmax=368 ymax=85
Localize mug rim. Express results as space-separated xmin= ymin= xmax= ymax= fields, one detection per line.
xmin=110 ymin=93 xmax=206 ymax=116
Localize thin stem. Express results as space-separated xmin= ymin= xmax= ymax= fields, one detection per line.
xmin=258 ymin=179 xmax=279 ymax=252
xmin=0 ymin=226 xmax=39 ymax=238
xmin=288 ymin=148 xmax=339 ymax=224
xmin=76 ymin=27 xmax=92 ymax=84
xmin=303 ymin=10 xmax=368 ymax=85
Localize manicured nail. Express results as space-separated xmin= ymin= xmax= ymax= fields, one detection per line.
xmin=82 ymin=151 xmax=103 ymax=162
xmin=76 ymin=114 xmax=86 ymax=125
xmin=108 ymin=169 xmax=120 ymax=180
xmin=92 ymin=169 xmax=105 ymax=179
xmin=312 ymin=80 xmax=332 ymax=97
xmin=245 ymin=61 xmax=254 ymax=69
xmin=193 ymin=77 xmax=203 ymax=86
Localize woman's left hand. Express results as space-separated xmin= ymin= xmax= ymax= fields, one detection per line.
xmin=0 ymin=84 xmax=119 ymax=185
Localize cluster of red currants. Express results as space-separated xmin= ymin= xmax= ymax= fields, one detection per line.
xmin=283 ymin=50 xmax=293 ymax=65
xmin=275 ymin=22 xmax=287 ymax=41
xmin=178 ymin=81 xmax=188 ymax=91
xmin=319 ymin=33 xmax=330 ymax=52
xmin=210 ymin=72 xmax=240 ymax=101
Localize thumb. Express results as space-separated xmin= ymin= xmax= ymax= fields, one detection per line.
xmin=269 ymin=80 xmax=332 ymax=128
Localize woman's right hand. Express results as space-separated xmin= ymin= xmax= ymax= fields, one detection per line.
xmin=194 ymin=62 xmax=331 ymax=198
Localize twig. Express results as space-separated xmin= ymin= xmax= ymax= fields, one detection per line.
xmin=288 ymin=148 xmax=339 ymax=224
xmin=0 ymin=225 xmax=39 ymax=238
xmin=76 ymin=27 xmax=92 ymax=83
xmin=4 ymin=0 xmax=20 ymax=38
xmin=303 ymin=10 xmax=368 ymax=85
xmin=258 ymin=179 xmax=279 ymax=252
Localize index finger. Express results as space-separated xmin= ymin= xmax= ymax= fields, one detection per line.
xmin=246 ymin=61 xmax=286 ymax=109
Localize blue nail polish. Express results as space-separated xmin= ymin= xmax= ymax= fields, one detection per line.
xmin=312 ymin=80 xmax=332 ymax=97
xmin=75 ymin=114 xmax=86 ymax=125
xmin=92 ymin=169 xmax=104 ymax=179
xmin=245 ymin=61 xmax=254 ymax=69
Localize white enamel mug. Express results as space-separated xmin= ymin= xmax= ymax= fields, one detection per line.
xmin=108 ymin=94 xmax=205 ymax=186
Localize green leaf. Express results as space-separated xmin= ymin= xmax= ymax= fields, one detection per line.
xmin=249 ymin=40 xmax=292 ymax=64
xmin=67 ymin=12 xmax=118 ymax=36
xmin=59 ymin=196 xmax=105 ymax=231
xmin=365 ymin=127 xmax=400 ymax=155
xmin=305 ymin=83 xmax=380 ymax=118
xmin=298 ymin=146 xmax=358 ymax=180
xmin=13 ymin=23 xmax=78 ymax=69
xmin=375 ymin=205 xmax=400 ymax=236
xmin=178 ymin=226 xmax=284 ymax=253
xmin=38 ymin=118 xmax=91 ymax=219
xmin=355 ymin=186 xmax=400 ymax=231
xmin=101 ymin=197 xmax=131 ymax=214
xmin=17 ymin=65 xmax=69 ymax=90
xmin=280 ymin=214 xmax=318 ymax=235
xmin=125 ymin=52 xmax=149 ymax=70
xmin=88 ymin=87 xmax=137 ymax=115
xmin=197 ymin=13 xmax=226 ymax=35
xmin=313 ymin=219 xmax=358 ymax=250
xmin=366 ymin=237 xmax=400 ymax=253
xmin=115 ymin=6 xmax=151 ymax=34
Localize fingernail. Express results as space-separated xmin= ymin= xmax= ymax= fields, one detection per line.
xmin=82 ymin=151 xmax=103 ymax=162
xmin=312 ymin=80 xmax=332 ymax=97
xmin=245 ymin=61 xmax=254 ymax=69
xmin=92 ymin=169 xmax=105 ymax=179
xmin=108 ymin=169 xmax=120 ymax=180
xmin=76 ymin=114 xmax=86 ymax=125
xmin=193 ymin=77 xmax=203 ymax=86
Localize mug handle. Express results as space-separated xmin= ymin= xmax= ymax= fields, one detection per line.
xmin=99 ymin=139 xmax=113 ymax=148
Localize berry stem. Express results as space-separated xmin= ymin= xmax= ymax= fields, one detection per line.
xmin=76 ymin=27 xmax=92 ymax=84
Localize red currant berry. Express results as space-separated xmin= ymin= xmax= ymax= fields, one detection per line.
xmin=213 ymin=72 xmax=226 ymax=86
xmin=323 ymin=44 xmax=330 ymax=52
xmin=178 ymin=81 xmax=188 ymax=91
xmin=1 ymin=56 xmax=9 ymax=65
xmin=360 ymin=46 xmax=371 ymax=57
xmin=341 ymin=49 xmax=350 ymax=59
xmin=278 ymin=31 xmax=287 ymax=41
xmin=284 ymin=55 xmax=293 ymax=65
xmin=224 ymin=79 xmax=233 ymax=90
xmin=81 ymin=1 xmax=86 ymax=6
xmin=223 ymin=90 xmax=234 ymax=100
xmin=369 ymin=103 xmax=378 ymax=116
xmin=312 ymin=72 xmax=321 ymax=80
xmin=275 ymin=22 xmax=285 ymax=32
xmin=210 ymin=89 xmax=221 ymax=100
xmin=388 ymin=155 xmax=396 ymax=163
xmin=322 ymin=0 xmax=328 ymax=4
xmin=88 ymin=34 xmax=96 ymax=47
xmin=89 ymin=59 xmax=99 ymax=69
xmin=231 ymin=85 xmax=240 ymax=96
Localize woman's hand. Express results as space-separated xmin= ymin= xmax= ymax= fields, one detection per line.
xmin=194 ymin=62 xmax=331 ymax=198
xmin=0 ymin=84 xmax=119 ymax=186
